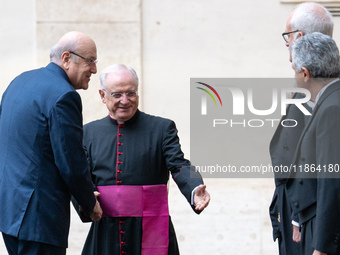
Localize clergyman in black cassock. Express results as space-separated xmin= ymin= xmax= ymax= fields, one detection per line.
xmin=74 ymin=64 xmax=210 ymax=255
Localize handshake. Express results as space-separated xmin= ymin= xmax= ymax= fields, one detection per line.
xmin=78 ymin=191 xmax=103 ymax=222
xmin=90 ymin=191 xmax=102 ymax=221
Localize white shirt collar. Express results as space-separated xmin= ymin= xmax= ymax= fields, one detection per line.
xmin=313 ymin=78 xmax=340 ymax=110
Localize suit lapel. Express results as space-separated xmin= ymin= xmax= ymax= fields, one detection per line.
xmin=312 ymin=80 xmax=340 ymax=114
xmin=270 ymin=93 xmax=299 ymax=147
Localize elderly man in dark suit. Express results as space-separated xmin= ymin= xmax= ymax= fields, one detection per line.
xmin=287 ymin=32 xmax=340 ymax=255
xmin=0 ymin=31 xmax=102 ymax=255
xmin=269 ymin=3 xmax=333 ymax=255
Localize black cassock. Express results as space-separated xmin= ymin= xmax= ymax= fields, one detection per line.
xmin=77 ymin=110 xmax=203 ymax=255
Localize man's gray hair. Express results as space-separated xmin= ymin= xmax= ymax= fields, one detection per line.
xmin=291 ymin=2 xmax=333 ymax=37
xmin=99 ymin=64 xmax=139 ymax=90
xmin=291 ymin=32 xmax=340 ymax=78
xmin=50 ymin=40 xmax=78 ymax=64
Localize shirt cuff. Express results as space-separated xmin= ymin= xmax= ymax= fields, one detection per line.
xmin=191 ymin=186 xmax=200 ymax=205
xmin=292 ymin=220 xmax=300 ymax=227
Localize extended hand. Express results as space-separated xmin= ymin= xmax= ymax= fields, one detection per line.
xmin=193 ymin=184 xmax=210 ymax=211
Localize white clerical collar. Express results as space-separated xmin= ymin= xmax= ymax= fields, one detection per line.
xmin=109 ymin=114 xmax=124 ymax=124
xmin=313 ymin=78 xmax=340 ymax=110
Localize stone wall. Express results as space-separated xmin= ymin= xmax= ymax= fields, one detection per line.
xmin=2 ymin=1 xmax=340 ymax=254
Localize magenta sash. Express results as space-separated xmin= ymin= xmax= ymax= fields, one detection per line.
xmin=97 ymin=185 xmax=169 ymax=255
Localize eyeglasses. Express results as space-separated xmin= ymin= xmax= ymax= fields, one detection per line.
xmin=282 ymin=30 xmax=300 ymax=43
xmin=103 ymin=90 xmax=138 ymax=99
xmin=69 ymin=52 xmax=98 ymax=65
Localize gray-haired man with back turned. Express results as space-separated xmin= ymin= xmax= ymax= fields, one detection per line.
xmin=287 ymin=32 xmax=340 ymax=255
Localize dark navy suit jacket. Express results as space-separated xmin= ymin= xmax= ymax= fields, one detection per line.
xmin=0 ymin=63 xmax=96 ymax=248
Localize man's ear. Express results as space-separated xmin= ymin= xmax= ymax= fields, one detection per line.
xmin=301 ymin=67 xmax=312 ymax=82
xmin=296 ymin=31 xmax=304 ymax=40
xmin=61 ymin=52 xmax=71 ymax=70
xmin=99 ymin=89 xmax=106 ymax=104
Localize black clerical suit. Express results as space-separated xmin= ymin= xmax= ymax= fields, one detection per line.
xmin=286 ymin=81 xmax=340 ymax=255
xmin=269 ymin=93 xmax=308 ymax=255
xmin=79 ymin=110 xmax=204 ymax=255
